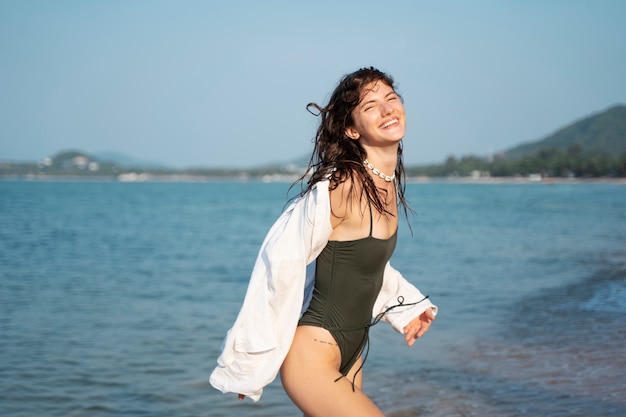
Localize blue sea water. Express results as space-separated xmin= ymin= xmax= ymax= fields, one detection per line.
xmin=1 ymin=180 xmax=625 ymax=417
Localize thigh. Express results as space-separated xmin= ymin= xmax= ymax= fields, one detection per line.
xmin=280 ymin=326 xmax=384 ymax=417
xmin=343 ymin=356 xmax=364 ymax=390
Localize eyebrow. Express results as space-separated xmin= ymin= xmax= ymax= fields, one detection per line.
xmin=359 ymin=90 xmax=397 ymax=110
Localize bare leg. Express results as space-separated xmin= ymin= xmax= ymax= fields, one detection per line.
xmin=281 ymin=326 xmax=385 ymax=417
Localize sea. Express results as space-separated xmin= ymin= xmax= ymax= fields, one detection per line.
xmin=1 ymin=179 xmax=625 ymax=417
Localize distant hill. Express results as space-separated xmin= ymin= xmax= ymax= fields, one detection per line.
xmin=92 ymin=151 xmax=169 ymax=168
xmin=4 ymin=104 xmax=626 ymax=179
xmin=502 ymin=105 xmax=626 ymax=160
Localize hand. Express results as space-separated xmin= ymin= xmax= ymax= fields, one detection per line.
xmin=402 ymin=307 xmax=436 ymax=347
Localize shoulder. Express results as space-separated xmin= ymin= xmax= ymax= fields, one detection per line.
xmin=328 ymin=172 xmax=364 ymax=221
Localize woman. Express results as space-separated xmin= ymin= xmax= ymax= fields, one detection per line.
xmin=210 ymin=67 xmax=437 ymax=416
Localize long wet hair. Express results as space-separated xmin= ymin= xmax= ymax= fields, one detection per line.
xmin=293 ymin=67 xmax=411 ymax=218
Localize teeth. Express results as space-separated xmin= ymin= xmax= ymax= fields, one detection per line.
xmin=382 ymin=119 xmax=398 ymax=128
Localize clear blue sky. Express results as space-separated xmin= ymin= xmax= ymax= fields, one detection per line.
xmin=1 ymin=0 xmax=625 ymax=168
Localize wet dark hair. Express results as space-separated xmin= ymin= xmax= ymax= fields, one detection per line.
xmin=293 ymin=67 xmax=411 ymax=218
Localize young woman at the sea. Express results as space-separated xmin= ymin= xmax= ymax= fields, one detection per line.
xmin=210 ymin=67 xmax=437 ymax=416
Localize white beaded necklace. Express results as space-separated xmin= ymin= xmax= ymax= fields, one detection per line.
xmin=363 ymin=159 xmax=395 ymax=182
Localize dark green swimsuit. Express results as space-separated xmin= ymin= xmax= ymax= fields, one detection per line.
xmin=299 ymin=204 xmax=397 ymax=377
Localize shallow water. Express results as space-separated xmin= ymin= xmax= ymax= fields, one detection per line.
xmin=1 ymin=180 xmax=624 ymax=416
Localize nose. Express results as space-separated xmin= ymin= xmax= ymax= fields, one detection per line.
xmin=381 ymin=102 xmax=394 ymax=115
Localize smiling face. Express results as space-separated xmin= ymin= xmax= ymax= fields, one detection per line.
xmin=345 ymin=81 xmax=406 ymax=147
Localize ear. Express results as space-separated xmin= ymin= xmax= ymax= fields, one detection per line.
xmin=345 ymin=127 xmax=360 ymax=140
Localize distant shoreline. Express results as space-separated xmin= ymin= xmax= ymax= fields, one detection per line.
xmin=406 ymin=176 xmax=626 ymax=185
xmin=2 ymin=174 xmax=625 ymax=185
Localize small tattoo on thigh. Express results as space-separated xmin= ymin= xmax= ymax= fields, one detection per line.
xmin=314 ymin=338 xmax=337 ymax=346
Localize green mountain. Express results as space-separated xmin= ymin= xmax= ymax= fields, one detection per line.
xmin=3 ymin=104 xmax=626 ymax=179
xmin=92 ymin=151 xmax=169 ymax=169
xmin=502 ymin=104 xmax=626 ymax=160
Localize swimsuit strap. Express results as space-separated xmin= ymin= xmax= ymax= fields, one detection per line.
xmin=368 ymin=199 xmax=374 ymax=238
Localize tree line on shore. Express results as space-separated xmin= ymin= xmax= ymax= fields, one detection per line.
xmin=407 ymin=145 xmax=626 ymax=178
xmin=2 ymin=145 xmax=625 ymax=179
xmin=3 ymin=105 xmax=625 ymax=179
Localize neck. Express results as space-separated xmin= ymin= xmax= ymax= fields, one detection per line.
xmin=362 ymin=146 xmax=398 ymax=179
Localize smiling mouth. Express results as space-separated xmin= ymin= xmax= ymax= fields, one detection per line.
xmin=381 ymin=118 xmax=399 ymax=129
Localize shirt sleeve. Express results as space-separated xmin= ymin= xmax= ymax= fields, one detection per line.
xmin=209 ymin=181 xmax=332 ymax=401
